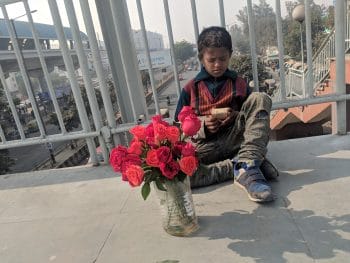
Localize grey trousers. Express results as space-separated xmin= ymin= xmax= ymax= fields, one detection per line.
xmin=190 ymin=92 xmax=272 ymax=188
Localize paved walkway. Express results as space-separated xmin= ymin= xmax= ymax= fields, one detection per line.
xmin=0 ymin=134 xmax=350 ymax=263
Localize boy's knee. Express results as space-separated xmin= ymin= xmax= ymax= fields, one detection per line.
xmin=248 ymin=92 xmax=272 ymax=111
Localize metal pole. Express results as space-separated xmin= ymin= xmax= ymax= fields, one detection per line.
xmin=334 ymin=0 xmax=347 ymax=134
xmin=64 ymin=0 xmax=108 ymax=164
xmin=218 ymin=0 xmax=225 ymax=28
xmin=300 ymin=22 xmax=305 ymax=97
xmin=190 ymin=0 xmax=199 ymax=43
xmin=136 ymin=0 xmax=160 ymax=114
xmin=0 ymin=64 xmax=25 ymax=140
xmin=246 ymin=0 xmax=259 ymax=91
xmin=1 ymin=5 xmax=46 ymax=136
xmin=47 ymin=0 xmax=98 ymax=163
xmin=304 ymin=0 xmax=314 ymax=98
xmin=275 ymin=0 xmax=286 ymax=100
xmin=79 ymin=0 xmax=120 ymax=147
xmin=163 ymin=0 xmax=181 ymax=97
xmin=109 ymin=0 xmax=147 ymax=123
xmin=23 ymin=0 xmax=67 ymax=134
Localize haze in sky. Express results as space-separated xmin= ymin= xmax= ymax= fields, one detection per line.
xmin=1 ymin=0 xmax=333 ymax=45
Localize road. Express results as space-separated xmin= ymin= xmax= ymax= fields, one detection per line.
xmin=7 ymin=124 xmax=71 ymax=174
xmin=148 ymin=69 xmax=198 ymax=118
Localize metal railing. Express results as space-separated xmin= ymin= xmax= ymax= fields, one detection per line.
xmin=0 ymin=0 xmax=349 ymax=171
xmin=286 ymin=11 xmax=350 ymax=97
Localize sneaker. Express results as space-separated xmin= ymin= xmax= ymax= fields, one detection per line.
xmin=260 ymin=158 xmax=279 ymax=181
xmin=234 ymin=162 xmax=275 ymax=202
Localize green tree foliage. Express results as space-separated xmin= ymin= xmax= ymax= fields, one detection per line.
xmin=230 ymin=54 xmax=270 ymax=83
xmin=235 ymin=0 xmax=277 ymax=55
xmin=0 ymin=82 xmax=7 ymax=111
xmin=0 ymin=84 xmax=15 ymax=174
xmin=232 ymin=0 xmax=333 ymax=59
xmin=283 ymin=0 xmax=331 ymax=60
xmin=51 ymin=79 xmax=119 ymax=131
xmin=229 ymin=24 xmax=250 ymax=54
xmin=174 ymin=40 xmax=195 ymax=63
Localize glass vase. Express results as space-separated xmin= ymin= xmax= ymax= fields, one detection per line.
xmin=154 ymin=176 xmax=199 ymax=236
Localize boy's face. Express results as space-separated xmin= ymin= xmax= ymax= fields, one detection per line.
xmin=201 ymin=47 xmax=231 ymax=78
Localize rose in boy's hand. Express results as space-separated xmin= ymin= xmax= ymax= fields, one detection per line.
xmin=181 ymin=113 xmax=201 ymax=136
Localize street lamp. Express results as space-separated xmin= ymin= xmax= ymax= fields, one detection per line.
xmin=12 ymin=9 xmax=37 ymax=21
xmin=292 ymin=4 xmax=305 ymax=89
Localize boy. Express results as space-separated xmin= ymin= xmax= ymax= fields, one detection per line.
xmin=174 ymin=26 xmax=278 ymax=203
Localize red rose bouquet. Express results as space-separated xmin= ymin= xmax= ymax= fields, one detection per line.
xmin=109 ymin=106 xmax=201 ymax=200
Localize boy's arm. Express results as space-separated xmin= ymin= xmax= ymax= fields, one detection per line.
xmin=174 ymin=87 xmax=190 ymax=122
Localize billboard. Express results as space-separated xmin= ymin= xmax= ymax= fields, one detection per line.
xmin=137 ymin=50 xmax=172 ymax=70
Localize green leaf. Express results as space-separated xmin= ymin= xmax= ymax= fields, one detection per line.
xmin=155 ymin=178 xmax=167 ymax=191
xmin=141 ymin=182 xmax=151 ymax=200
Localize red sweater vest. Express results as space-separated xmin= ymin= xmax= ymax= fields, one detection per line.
xmin=184 ymin=77 xmax=248 ymax=116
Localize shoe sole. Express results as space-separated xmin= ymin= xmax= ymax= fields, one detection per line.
xmin=234 ymin=180 xmax=275 ymax=203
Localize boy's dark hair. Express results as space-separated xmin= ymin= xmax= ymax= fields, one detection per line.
xmin=197 ymin=26 xmax=232 ymax=61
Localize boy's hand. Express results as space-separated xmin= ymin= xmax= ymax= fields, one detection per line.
xmin=204 ymin=115 xmax=221 ymax=133
xmin=220 ymin=109 xmax=239 ymax=127
xmin=205 ymin=109 xmax=239 ymax=133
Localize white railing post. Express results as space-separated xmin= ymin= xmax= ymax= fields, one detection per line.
xmin=1 ymin=4 xmax=46 ymax=137
xmin=136 ymin=0 xmax=160 ymax=115
xmin=304 ymin=0 xmax=314 ymax=98
xmin=64 ymin=0 xmax=109 ymax=163
xmin=334 ymin=0 xmax=347 ymax=134
xmin=79 ymin=0 xmax=120 ymax=148
xmin=23 ymin=0 xmax=67 ymax=134
xmin=246 ymin=0 xmax=259 ymax=92
xmin=47 ymin=0 xmax=98 ymax=163
xmin=163 ymin=0 xmax=181 ymax=97
xmin=275 ymin=0 xmax=286 ymax=100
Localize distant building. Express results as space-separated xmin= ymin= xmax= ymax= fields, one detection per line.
xmin=132 ymin=30 xmax=164 ymax=51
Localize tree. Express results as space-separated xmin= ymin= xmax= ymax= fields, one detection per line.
xmin=230 ymin=54 xmax=270 ymax=84
xmin=283 ymin=0 xmax=330 ymax=60
xmin=0 ymin=83 xmax=15 ymax=174
xmin=229 ymin=24 xmax=250 ymax=54
xmin=174 ymin=40 xmax=195 ymax=63
xmin=236 ymin=0 xmax=277 ymax=55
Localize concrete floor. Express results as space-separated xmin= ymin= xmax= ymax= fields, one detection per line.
xmin=0 ymin=133 xmax=350 ymax=263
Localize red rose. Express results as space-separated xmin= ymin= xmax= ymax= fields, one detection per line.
xmin=154 ymin=122 xmax=168 ymax=144
xmin=166 ymin=126 xmax=180 ymax=144
xmin=129 ymin=125 xmax=146 ymax=141
xmin=179 ymin=156 xmax=198 ymax=176
xmin=146 ymin=149 xmax=159 ymax=167
xmin=172 ymin=141 xmax=185 ymax=157
xmin=109 ymin=145 xmax=128 ymax=172
xmin=121 ymin=154 xmax=142 ymax=174
xmin=182 ymin=142 xmax=196 ymax=157
xmin=152 ymin=114 xmax=169 ymax=126
xmin=145 ymin=123 xmax=154 ymax=138
xmin=145 ymin=123 xmax=155 ymax=144
xmin=178 ymin=106 xmax=194 ymax=122
xmin=159 ymin=160 xmax=180 ymax=179
xmin=125 ymin=165 xmax=144 ymax=187
xmin=181 ymin=113 xmax=201 ymax=136
xmin=128 ymin=140 xmax=143 ymax=155
xmin=156 ymin=146 xmax=172 ymax=163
